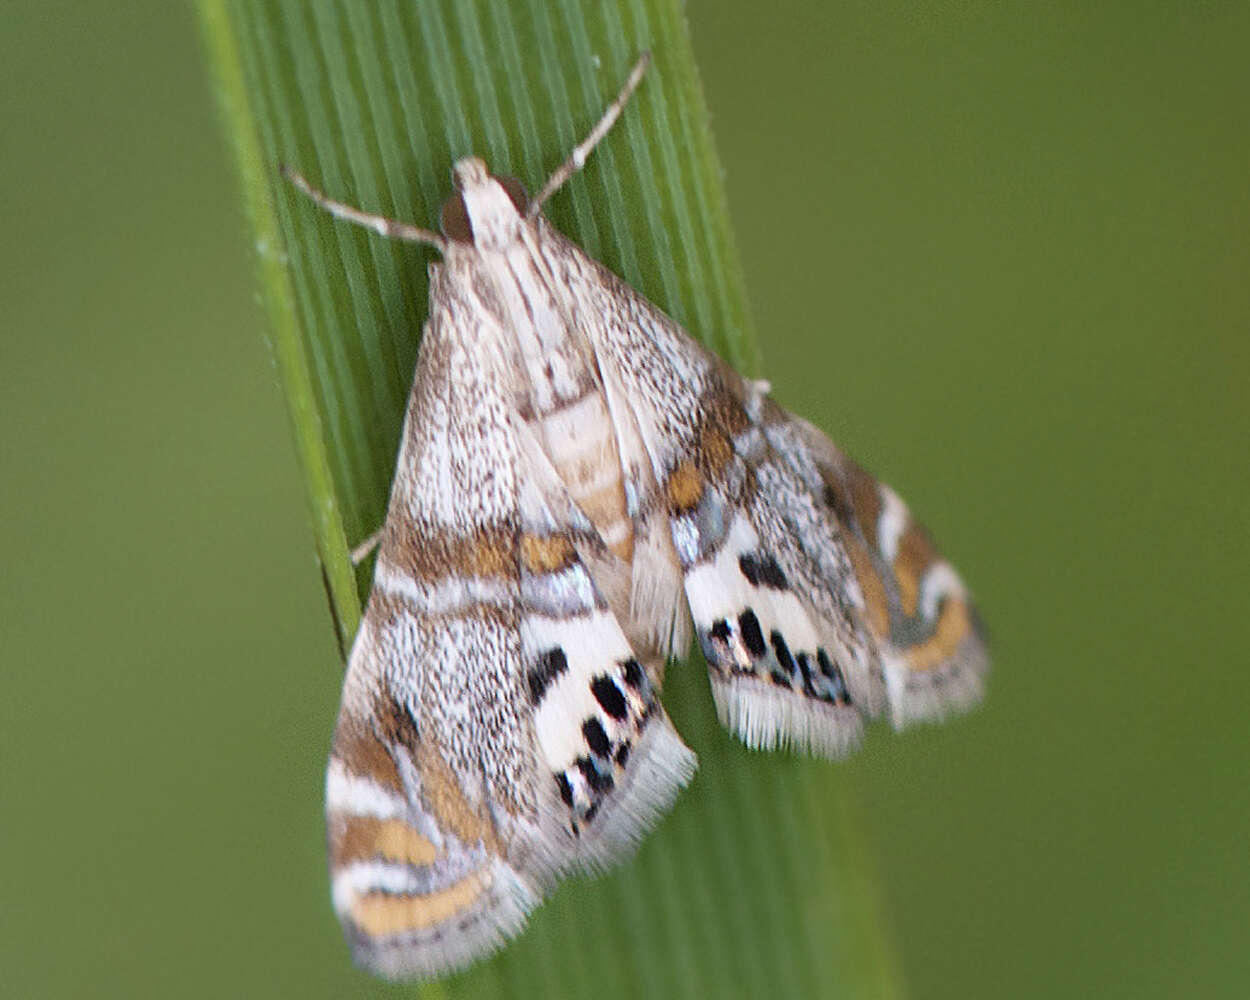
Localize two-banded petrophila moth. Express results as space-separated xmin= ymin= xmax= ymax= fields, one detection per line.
xmin=283 ymin=53 xmax=988 ymax=981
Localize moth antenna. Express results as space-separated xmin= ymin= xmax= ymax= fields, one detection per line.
xmin=527 ymin=51 xmax=651 ymax=217
xmin=281 ymin=164 xmax=447 ymax=252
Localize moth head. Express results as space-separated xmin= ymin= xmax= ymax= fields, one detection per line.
xmin=441 ymin=157 xmax=529 ymax=251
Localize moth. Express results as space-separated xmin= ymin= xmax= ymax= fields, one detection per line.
xmin=284 ymin=53 xmax=987 ymax=981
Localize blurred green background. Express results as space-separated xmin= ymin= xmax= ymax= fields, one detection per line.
xmin=4 ymin=1 xmax=1248 ymax=998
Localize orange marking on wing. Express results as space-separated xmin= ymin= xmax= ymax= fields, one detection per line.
xmin=413 ymin=740 xmax=509 ymax=846
xmin=845 ymin=534 xmax=890 ymax=638
xmin=665 ymin=460 xmax=704 ymax=512
xmin=905 ymin=598 xmax=972 ymax=672
xmin=330 ymin=816 xmax=438 ymax=868
xmin=892 ymin=523 xmax=938 ymax=619
xmin=520 ymin=533 xmax=577 ymax=574
xmin=467 ymin=540 xmax=514 ymax=578
xmin=350 ymin=872 xmax=489 ymax=936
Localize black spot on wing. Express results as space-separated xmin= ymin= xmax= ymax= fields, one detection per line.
xmin=795 ymin=651 xmax=816 ymax=696
xmin=528 ymin=647 xmax=568 ymax=704
xmin=817 ymin=649 xmax=853 ymax=705
xmin=770 ymin=630 xmax=795 ymax=676
xmin=556 ymin=771 xmax=575 ymax=807
xmin=591 ymin=675 xmax=629 ymax=721
xmin=738 ymin=610 xmax=767 ymax=659
xmin=576 ymin=755 xmax=614 ymax=793
xmin=738 ymin=553 xmax=789 ymax=590
xmin=582 ymin=717 xmax=611 ymax=758
xmin=621 ymin=658 xmax=645 ymax=690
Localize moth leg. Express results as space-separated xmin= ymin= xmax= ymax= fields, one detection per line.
xmin=280 ymin=165 xmax=446 ymax=251
xmin=528 ymin=52 xmax=651 ymax=215
xmin=350 ymin=530 xmax=382 ymax=566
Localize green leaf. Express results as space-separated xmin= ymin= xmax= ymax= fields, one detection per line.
xmin=198 ymin=1 xmax=905 ymax=996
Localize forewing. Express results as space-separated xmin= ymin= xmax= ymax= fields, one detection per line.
xmin=327 ymin=274 xmax=694 ymax=979
xmin=327 ymin=286 xmax=544 ymax=980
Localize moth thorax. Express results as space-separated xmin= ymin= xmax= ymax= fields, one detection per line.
xmin=440 ymin=157 xmax=529 ymax=250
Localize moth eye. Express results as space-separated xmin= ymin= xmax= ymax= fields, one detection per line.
xmin=439 ymin=192 xmax=475 ymax=244
xmin=497 ymin=174 xmax=529 ymax=213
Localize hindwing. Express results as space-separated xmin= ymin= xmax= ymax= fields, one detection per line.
xmin=764 ymin=410 xmax=989 ymax=726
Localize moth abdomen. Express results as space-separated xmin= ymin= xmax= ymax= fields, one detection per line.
xmin=530 ymin=384 xmax=635 ymax=563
